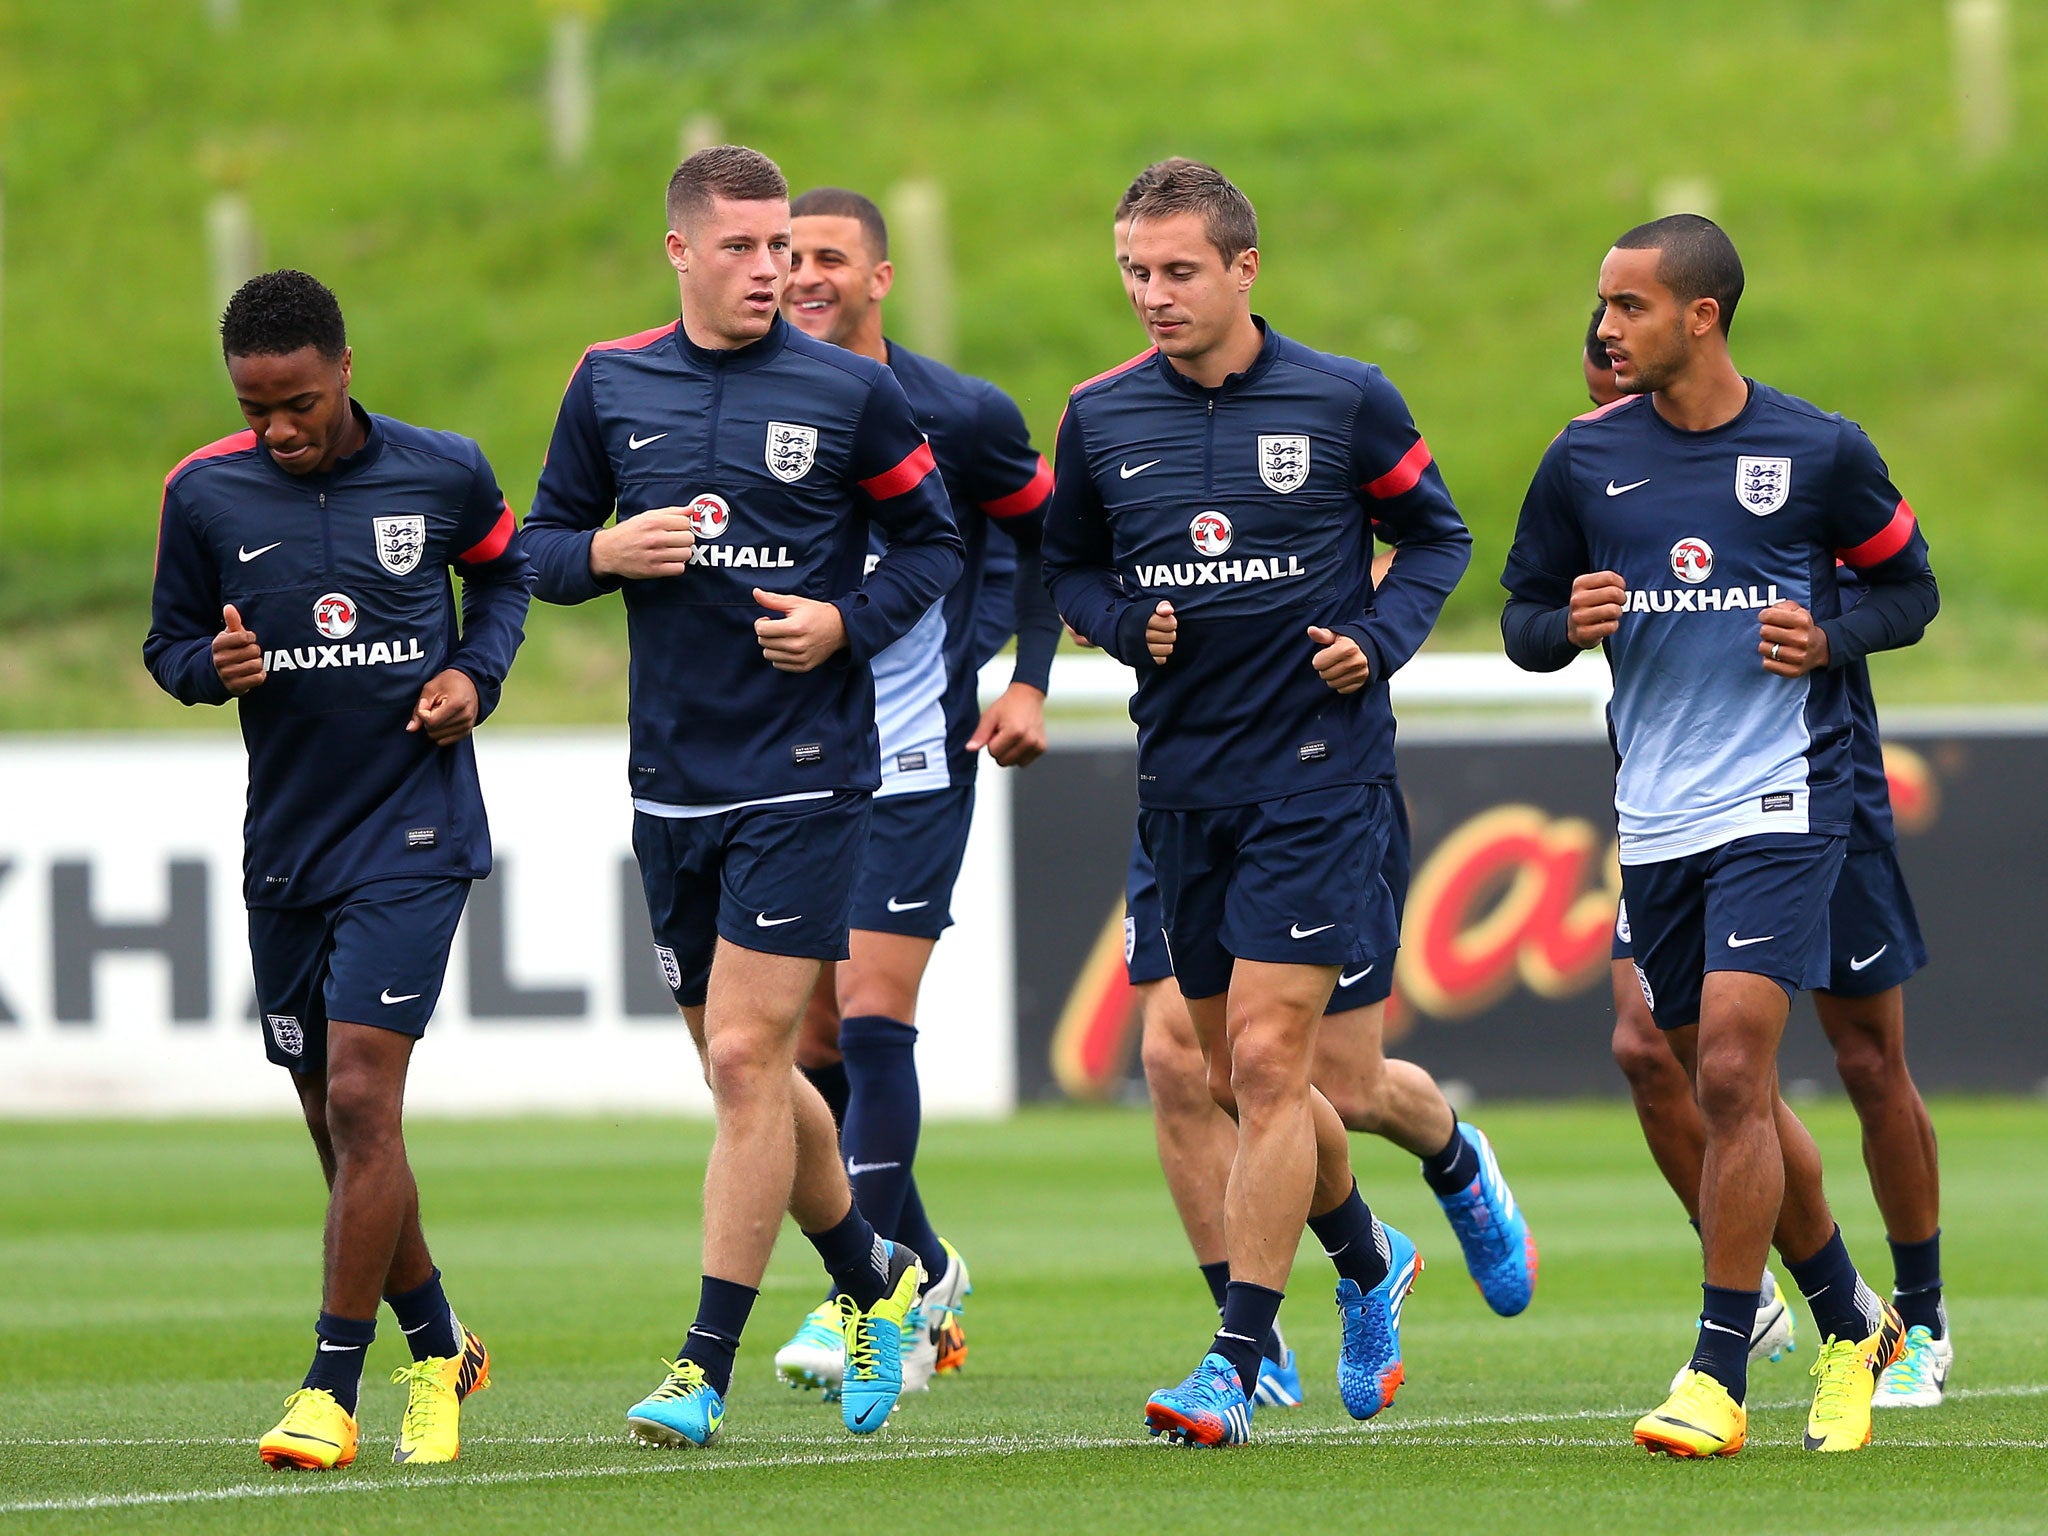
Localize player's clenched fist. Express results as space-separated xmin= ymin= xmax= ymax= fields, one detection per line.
xmin=1567 ymin=570 xmax=1628 ymax=648
xmin=1759 ymin=600 xmax=1829 ymax=676
xmin=1307 ymin=625 xmax=1371 ymax=694
xmin=407 ymin=668 xmax=481 ymax=745
xmin=213 ymin=604 xmax=266 ymax=694
xmin=753 ymin=587 xmax=848 ymax=673
xmin=1144 ymin=600 xmax=1178 ymax=664
xmin=590 ymin=506 xmax=696 ymax=579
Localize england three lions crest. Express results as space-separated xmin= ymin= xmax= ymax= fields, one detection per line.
xmin=373 ymin=515 xmax=428 ymax=575
xmin=1736 ymin=456 xmax=1792 ymax=515
xmin=1258 ymin=434 xmax=1310 ymax=494
xmin=766 ymin=421 xmax=818 ymax=483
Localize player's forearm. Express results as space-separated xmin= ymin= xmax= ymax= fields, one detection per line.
xmin=1501 ymin=595 xmax=1580 ymax=673
xmin=1005 ymin=533 xmax=1062 ymax=692
xmin=521 ymin=516 xmax=621 ymax=605
xmin=834 ymin=529 xmax=964 ymax=665
xmin=142 ymin=630 xmax=233 ymax=706
xmin=1821 ymin=567 xmax=1939 ymax=667
xmin=449 ymin=565 xmax=535 ymax=721
xmin=1343 ymin=520 xmax=1472 ymax=681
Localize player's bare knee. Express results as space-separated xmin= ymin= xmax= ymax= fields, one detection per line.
xmin=1227 ymin=1035 xmax=1308 ymax=1114
xmin=1691 ymin=1043 xmax=1773 ymax=1129
xmin=702 ymin=1031 xmax=781 ymax=1105
xmin=322 ymin=1069 xmax=399 ymax=1152
xmin=1611 ymin=1015 xmax=1682 ymax=1093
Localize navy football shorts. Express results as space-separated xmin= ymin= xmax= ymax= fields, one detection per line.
xmin=248 ymin=875 xmax=470 ymax=1072
xmin=1619 ymin=832 xmax=1845 ymax=1031
xmin=1125 ymin=787 xmax=1408 ymax=1009
xmin=1613 ymin=843 xmax=1924 ymax=1001
xmin=634 ymin=791 xmax=872 ymax=1009
xmin=1138 ymin=782 xmax=1402 ymax=1004
xmin=1821 ymin=845 xmax=1928 ymax=997
xmin=847 ymin=784 xmax=975 ymax=941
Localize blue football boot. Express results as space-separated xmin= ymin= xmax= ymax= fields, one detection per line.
xmin=1145 ymin=1351 xmax=1255 ymax=1446
xmin=1336 ymin=1221 xmax=1422 ymax=1420
xmin=1434 ymin=1124 xmax=1538 ymax=1316
xmin=625 ymin=1358 xmax=725 ymax=1447
xmin=1252 ymin=1322 xmax=1304 ymax=1408
xmin=838 ymin=1240 xmax=923 ymax=1435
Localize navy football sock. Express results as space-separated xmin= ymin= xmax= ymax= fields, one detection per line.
xmin=1419 ymin=1120 xmax=1479 ymax=1197
xmin=839 ymin=1015 xmax=922 ymax=1239
xmin=1213 ymin=1282 xmax=1285 ymax=1399
xmin=804 ymin=1200 xmax=891 ymax=1311
xmin=1786 ymin=1224 xmax=1882 ymax=1343
xmin=801 ymin=1059 xmax=851 ymax=1131
xmin=1307 ymin=1181 xmax=1391 ymax=1292
xmin=385 ymin=1267 xmax=460 ymax=1362
xmin=1686 ymin=1284 xmax=1758 ymax=1402
xmin=1889 ymin=1230 xmax=1944 ymax=1335
xmin=303 ymin=1312 xmax=376 ymax=1416
xmin=893 ymin=1177 xmax=944 ymax=1290
xmin=677 ymin=1276 xmax=757 ymax=1398
xmin=1198 ymin=1261 xmax=1283 ymax=1363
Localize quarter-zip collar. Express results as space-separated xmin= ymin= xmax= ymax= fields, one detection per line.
xmin=676 ymin=312 xmax=790 ymax=373
xmin=1151 ymin=316 xmax=1281 ymax=400
xmin=259 ymin=399 xmax=384 ymax=486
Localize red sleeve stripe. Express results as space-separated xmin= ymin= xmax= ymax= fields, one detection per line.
xmin=1361 ymin=437 xmax=1433 ymax=500
xmin=164 ymin=429 xmax=258 ymax=486
xmin=1838 ymin=499 xmax=1916 ymax=569
xmin=566 ymin=323 xmax=674 ymax=388
xmin=982 ymin=455 xmax=1053 ymax=518
xmin=861 ymin=440 xmax=938 ymax=500
xmin=1071 ymin=347 xmax=1157 ymax=394
xmin=1572 ymin=395 xmax=1636 ymax=423
xmin=457 ymin=502 xmax=516 ymax=565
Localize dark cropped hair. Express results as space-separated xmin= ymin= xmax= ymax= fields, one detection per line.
xmin=1584 ymin=302 xmax=1611 ymax=368
xmin=219 ymin=269 xmax=346 ymax=361
xmin=1613 ymin=212 xmax=1744 ymax=335
xmin=1128 ymin=160 xmax=1258 ymax=263
xmin=1114 ymin=156 xmax=1201 ymax=221
xmin=791 ymin=187 xmax=889 ymax=261
xmin=666 ymin=144 xmax=788 ymax=233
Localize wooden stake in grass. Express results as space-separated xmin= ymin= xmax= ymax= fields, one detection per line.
xmin=1951 ymin=0 xmax=2012 ymax=163
xmin=206 ymin=190 xmax=260 ymax=314
xmin=548 ymin=9 xmax=593 ymax=169
xmin=891 ymin=177 xmax=955 ymax=365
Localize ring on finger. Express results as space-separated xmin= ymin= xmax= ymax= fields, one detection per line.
xmin=1770 ymin=642 xmax=1782 ymax=661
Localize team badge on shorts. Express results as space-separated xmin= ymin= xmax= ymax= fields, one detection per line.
xmin=1735 ymin=456 xmax=1792 ymax=515
xmin=1258 ymin=434 xmax=1311 ymax=494
xmin=1124 ymin=914 xmax=1137 ymax=965
xmin=373 ymin=514 xmax=428 ymax=575
xmin=1615 ymin=899 xmax=1631 ymax=945
xmin=654 ymin=944 xmax=682 ymax=992
xmin=1670 ymin=536 xmax=1714 ymax=584
xmin=267 ymin=1014 xmax=305 ymax=1057
xmin=765 ymin=422 xmax=818 ymax=483
xmin=1190 ymin=509 xmax=1234 ymax=556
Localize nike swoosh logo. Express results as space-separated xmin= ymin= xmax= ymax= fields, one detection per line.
xmin=392 ymin=1447 xmax=416 ymax=1463
xmin=1653 ymin=1414 xmax=1725 ymax=1442
xmin=1338 ymin=965 xmax=1375 ymax=987
xmin=847 ymin=1159 xmax=902 ymax=1176
xmin=755 ymin=913 xmax=803 ymax=927
xmin=238 ymin=542 xmax=282 ymax=562
xmin=884 ymin=897 xmax=929 ymax=912
xmin=402 ymin=1320 xmax=435 ymax=1335
xmin=1726 ymin=933 xmax=1776 ymax=949
xmin=1605 ymin=478 xmax=1651 ymax=497
xmin=1119 ymin=459 xmax=1161 ymax=479
xmin=627 ymin=432 xmax=667 ymax=450
xmin=283 ymin=1430 xmax=341 ymax=1445
xmin=380 ymin=989 xmax=423 ymax=1004
xmin=316 ymin=1341 xmax=360 ymax=1353
xmin=1849 ymin=945 xmax=1889 ymax=971
xmin=1289 ymin=922 xmax=1336 ymax=939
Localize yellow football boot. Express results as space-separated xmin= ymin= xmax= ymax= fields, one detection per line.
xmin=259 ymin=1387 xmax=360 ymax=1470
xmin=1633 ymin=1368 xmax=1746 ymax=1457
xmin=390 ymin=1326 xmax=491 ymax=1467
xmin=1804 ymin=1301 xmax=1906 ymax=1451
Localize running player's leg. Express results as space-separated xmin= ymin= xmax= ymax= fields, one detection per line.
xmin=1140 ymin=979 xmax=1234 ymax=1277
xmin=795 ymin=964 xmax=849 ymax=1125
xmin=836 ymin=929 xmax=942 ymax=1267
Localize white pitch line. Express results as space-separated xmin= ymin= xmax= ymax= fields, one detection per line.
xmin=2 ymin=1381 xmax=2041 ymax=1512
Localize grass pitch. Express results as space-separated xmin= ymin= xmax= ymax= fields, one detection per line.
xmin=2 ymin=1099 xmax=2044 ymax=1534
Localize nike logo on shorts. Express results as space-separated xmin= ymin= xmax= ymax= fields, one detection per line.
xmin=380 ymin=989 xmax=423 ymax=1004
xmin=1290 ymin=922 xmax=1335 ymax=939
xmin=627 ymin=431 xmax=667 ymax=450
xmin=885 ymin=897 xmax=929 ymax=912
xmin=1119 ymin=459 xmax=1161 ymax=479
xmin=1605 ymin=478 xmax=1651 ymax=497
xmin=755 ymin=913 xmax=802 ymax=927
xmin=1849 ymin=945 xmax=1889 ymax=971
xmin=238 ymin=541 xmax=282 ymax=562
xmin=1726 ymin=933 xmax=1775 ymax=949
xmin=1338 ymin=965 xmax=1375 ymax=987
